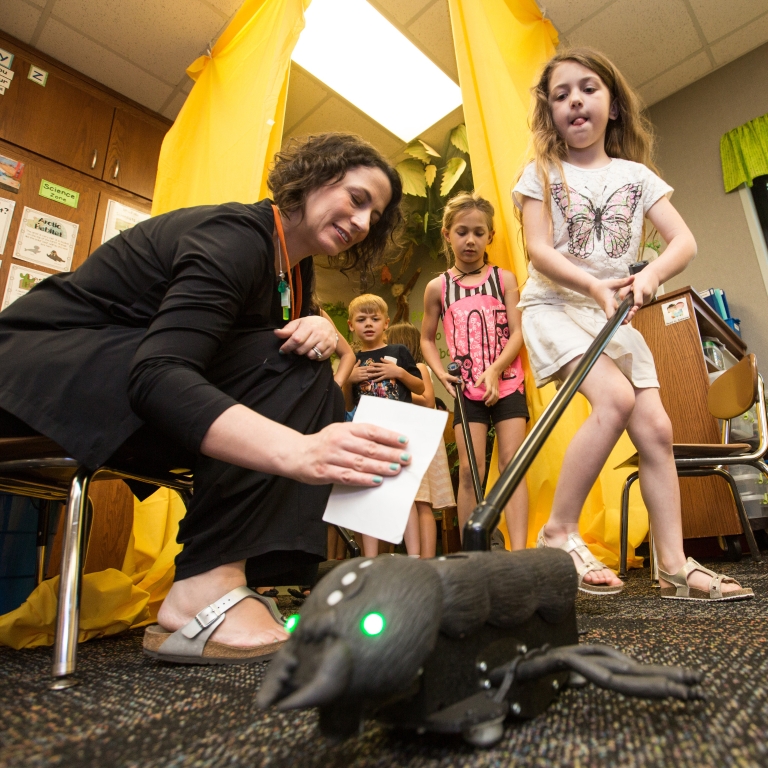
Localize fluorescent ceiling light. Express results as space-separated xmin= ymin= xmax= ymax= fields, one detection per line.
xmin=292 ymin=0 xmax=462 ymax=142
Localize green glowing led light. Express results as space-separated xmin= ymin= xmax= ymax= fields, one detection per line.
xmin=361 ymin=612 xmax=385 ymax=636
xmin=285 ymin=615 xmax=300 ymax=633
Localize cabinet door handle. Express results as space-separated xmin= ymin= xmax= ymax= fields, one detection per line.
xmin=113 ymin=159 xmax=120 ymax=179
xmin=90 ymin=150 xmax=98 ymax=169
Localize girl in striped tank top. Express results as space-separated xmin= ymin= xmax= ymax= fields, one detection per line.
xmin=422 ymin=192 xmax=530 ymax=550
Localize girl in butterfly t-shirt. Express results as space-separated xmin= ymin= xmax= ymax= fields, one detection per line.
xmin=422 ymin=191 xmax=529 ymax=551
xmin=512 ymin=48 xmax=752 ymax=601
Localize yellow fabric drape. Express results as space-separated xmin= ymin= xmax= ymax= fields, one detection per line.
xmin=0 ymin=0 xmax=309 ymax=648
xmin=152 ymin=0 xmax=309 ymax=213
xmin=447 ymin=0 xmax=647 ymax=567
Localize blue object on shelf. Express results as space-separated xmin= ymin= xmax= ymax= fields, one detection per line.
xmin=0 ymin=494 xmax=39 ymax=615
xmin=699 ymin=288 xmax=732 ymax=321
xmin=725 ymin=317 xmax=742 ymax=337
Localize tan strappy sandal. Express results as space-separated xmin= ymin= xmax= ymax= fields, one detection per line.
xmin=658 ymin=558 xmax=754 ymax=602
xmin=537 ymin=528 xmax=624 ymax=595
xmin=143 ymin=586 xmax=287 ymax=664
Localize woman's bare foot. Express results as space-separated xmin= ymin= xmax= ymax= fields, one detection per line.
xmin=157 ymin=562 xmax=288 ymax=648
xmin=541 ymin=524 xmax=624 ymax=588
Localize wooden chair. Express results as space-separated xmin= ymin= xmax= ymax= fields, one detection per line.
xmin=0 ymin=426 xmax=193 ymax=690
xmin=617 ymin=353 xmax=765 ymax=577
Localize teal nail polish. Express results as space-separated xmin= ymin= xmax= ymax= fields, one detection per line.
xmin=372 ymin=476 xmax=383 ymax=484
xmin=398 ymin=435 xmax=408 ymax=444
xmin=278 ymin=349 xmax=285 ymax=355
xmin=401 ymin=452 xmax=411 ymax=462
xmin=389 ymin=463 xmax=399 ymax=471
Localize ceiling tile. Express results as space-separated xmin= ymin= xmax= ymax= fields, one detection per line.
xmin=567 ymin=0 xmax=701 ymax=86
xmin=284 ymin=64 xmax=329 ymax=133
xmin=688 ymin=0 xmax=768 ymax=44
xmin=638 ymin=50 xmax=711 ymax=106
xmin=36 ymin=18 xmax=174 ymax=111
xmin=0 ymin=0 xmax=43 ymax=44
xmin=371 ymin=0 xmax=435 ymax=26
xmin=161 ymin=90 xmax=188 ymax=121
xmin=710 ymin=12 xmax=768 ymax=66
xmin=49 ymin=0 xmax=226 ymax=86
xmin=544 ymin=0 xmax=615 ymax=36
xmin=407 ymin=0 xmax=458 ymax=82
xmin=201 ymin=0 xmax=244 ymax=16
xmin=285 ymin=96 xmax=403 ymax=157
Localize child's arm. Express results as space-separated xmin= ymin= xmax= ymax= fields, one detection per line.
xmin=411 ymin=363 xmax=436 ymax=408
xmin=521 ymin=196 xmax=634 ymax=320
xmin=321 ymin=311 xmax=355 ymax=387
xmin=421 ymin=278 xmax=460 ymax=396
xmin=630 ymin=197 xmax=696 ymax=320
xmin=475 ymin=270 xmax=524 ymax=406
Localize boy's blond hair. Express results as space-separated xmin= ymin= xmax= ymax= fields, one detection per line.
xmin=348 ymin=293 xmax=389 ymax=319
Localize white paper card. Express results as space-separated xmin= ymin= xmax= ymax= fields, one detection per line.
xmin=13 ymin=207 xmax=78 ymax=272
xmin=0 ymin=197 xmax=15 ymax=254
xmin=102 ymin=199 xmax=151 ymax=244
xmin=323 ymin=397 xmax=447 ymax=544
xmin=2 ymin=264 xmax=50 ymax=310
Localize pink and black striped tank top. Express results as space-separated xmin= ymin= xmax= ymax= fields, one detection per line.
xmin=441 ymin=265 xmax=524 ymax=402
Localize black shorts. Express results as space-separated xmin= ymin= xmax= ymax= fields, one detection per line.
xmin=453 ymin=390 xmax=529 ymax=428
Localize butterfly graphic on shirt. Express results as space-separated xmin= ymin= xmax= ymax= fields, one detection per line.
xmin=551 ymin=182 xmax=642 ymax=259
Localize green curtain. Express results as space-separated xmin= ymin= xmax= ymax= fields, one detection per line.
xmin=720 ymin=113 xmax=768 ymax=193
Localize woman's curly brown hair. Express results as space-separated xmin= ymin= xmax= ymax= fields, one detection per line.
xmin=268 ymin=133 xmax=403 ymax=276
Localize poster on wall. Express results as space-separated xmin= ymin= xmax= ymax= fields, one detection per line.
xmin=102 ymin=200 xmax=150 ymax=244
xmin=0 ymin=154 xmax=24 ymax=194
xmin=13 ymin=207 xmax=78 ymax=272
xmin=2 ymin=264 xmax=50 ymax=310
xmin=0 ymin=197 xmax=15 ymax=254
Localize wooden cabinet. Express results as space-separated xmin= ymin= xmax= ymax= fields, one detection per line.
xmin=0 ymin=50 xmax=114 ymax=179
xmin=0 ymin=139 xmax=101 ymax=296
xmin=103 ymin=109 xmax=167 ymax=199
xmin=0 ymin=33 xmax=170 ymax=200
xmin=632 ymin=286 xmax=747 ymax=539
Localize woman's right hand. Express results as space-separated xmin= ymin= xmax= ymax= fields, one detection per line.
xmin=287 ymin=422 xmax=410 ymax=486
xmin=589 ymin=276 xmax=634 ymax=321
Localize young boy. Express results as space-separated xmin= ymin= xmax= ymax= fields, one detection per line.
xmin=343 ymin=294 xmax=425 ymax=558
xmin=343 ymin=294 xmax=424 ymax=411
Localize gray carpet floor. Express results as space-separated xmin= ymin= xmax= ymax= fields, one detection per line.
xmin=2 ymin=558 xmax=768 ymax=768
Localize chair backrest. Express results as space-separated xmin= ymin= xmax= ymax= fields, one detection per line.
xmin=707 ymin=353 xmax=758 ymax=420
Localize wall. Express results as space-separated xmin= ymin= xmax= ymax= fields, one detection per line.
xmin=648 ymin=42 xmax=768 ymax=364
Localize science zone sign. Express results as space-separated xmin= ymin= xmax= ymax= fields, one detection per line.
xmin=13 ymin=207 xmax=78 ymax=272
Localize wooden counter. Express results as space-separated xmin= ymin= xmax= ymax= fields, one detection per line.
xmin=632 ymin=286 xmax=747 ymax=540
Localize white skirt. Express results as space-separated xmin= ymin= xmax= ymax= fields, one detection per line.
xmin=415 ymin=439 xmax=456 ymax=509
xmin=521 ymin=304 xmax=659 ymax=389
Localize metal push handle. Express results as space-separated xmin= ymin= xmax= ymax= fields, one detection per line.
xmin=447 ymin=361 xmax=484 ymax=504
xmin=463 ymin=291 xmax=638 ymax=551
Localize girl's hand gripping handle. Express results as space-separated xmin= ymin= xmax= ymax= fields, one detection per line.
xmin=440 ymin=361 xmax=462 ymax=397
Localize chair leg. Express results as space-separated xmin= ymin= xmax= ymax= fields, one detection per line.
xmin=712 ymin=467 xmax=761 ymax=562
xmin=619 ymin=471 xmax=639 ymax=579
xmin=50 ymin=467 xmax=93 ymax=691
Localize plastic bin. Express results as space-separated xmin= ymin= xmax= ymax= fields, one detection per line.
xmin=741 ymin=492 xmax=765 ymax=519
xmin=730 ymin=466 xmax=761 ymax=497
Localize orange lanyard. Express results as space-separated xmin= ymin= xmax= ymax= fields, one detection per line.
xmin=272 ymin=204 xmax=302 ymax=322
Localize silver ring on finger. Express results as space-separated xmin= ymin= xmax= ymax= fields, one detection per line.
xmin=312 ymin=345 xmax=323 ymax=360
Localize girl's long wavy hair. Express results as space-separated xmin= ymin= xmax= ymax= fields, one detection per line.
xmin=516 ymin=48 xmax=659 ymax=245
xmin=268 ymin=133 xmax=403 ymax=278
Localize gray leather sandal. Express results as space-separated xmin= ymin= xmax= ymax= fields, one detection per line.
xmin=537 ymin=528 xmax=624 ymax=595
xmin=659 ymin=558 xmax=754 ymax=602
xmin=143 ymin=586 xmax=287 ymax=664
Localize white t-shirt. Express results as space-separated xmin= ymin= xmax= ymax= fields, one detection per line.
xmin=512 ymin=158 xmax=673 ymax=310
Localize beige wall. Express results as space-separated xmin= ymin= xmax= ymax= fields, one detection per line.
xmin=648 ymin=42 xmax=768 ymax=365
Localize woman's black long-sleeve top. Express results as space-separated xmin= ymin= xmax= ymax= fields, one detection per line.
xmin=0 ymin=200 xmax=313 ymax=469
